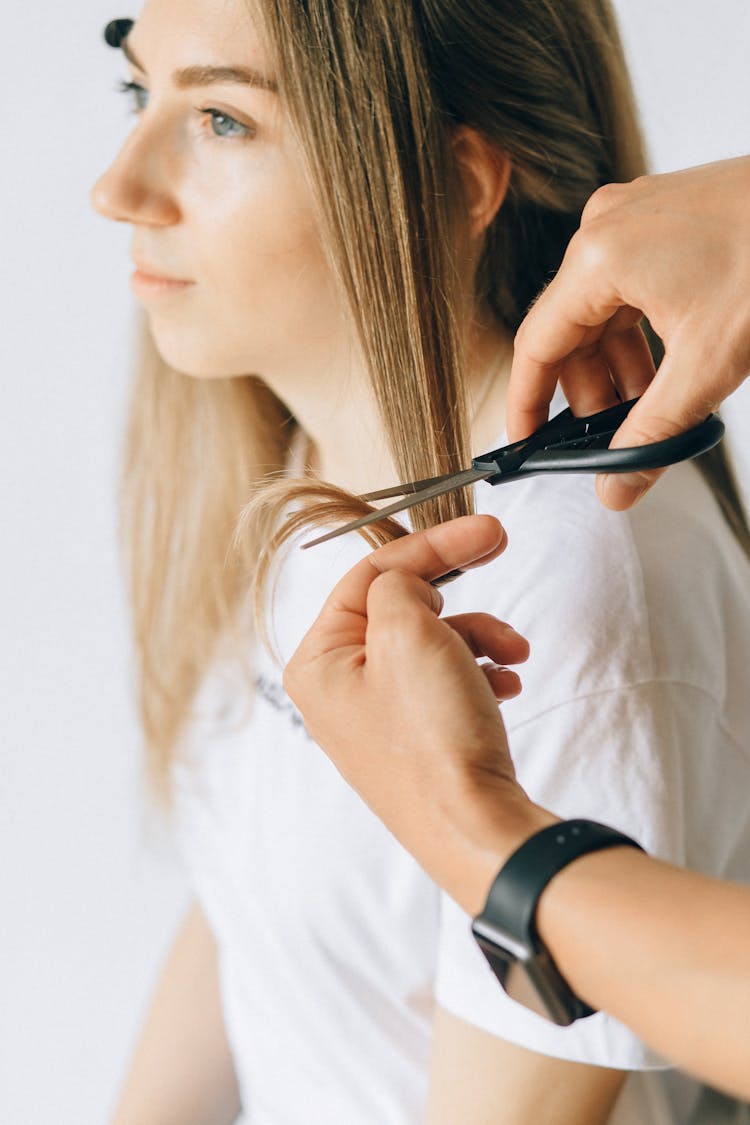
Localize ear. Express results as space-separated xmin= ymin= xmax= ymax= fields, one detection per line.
xmin=451 ymin=125 xmax=511 ymax=239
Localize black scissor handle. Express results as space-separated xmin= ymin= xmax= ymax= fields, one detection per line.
xmin=476 ymin=398 xmax=642 ymax=478
xmin=512 ymin=414 xmax=725 ymax=477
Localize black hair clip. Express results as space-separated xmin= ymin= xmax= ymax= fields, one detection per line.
xmin=104 ymin=18 xmax=134 ymax=48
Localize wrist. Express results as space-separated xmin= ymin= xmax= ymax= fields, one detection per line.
xmin=533 ymin=841 xmax=652 ymax=1008
xmin=472 ymin=819 xmax=644 ymax=1024
xmin=437 ymin=773 xmax=559 ymax=916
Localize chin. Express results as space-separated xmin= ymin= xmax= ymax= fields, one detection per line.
xmin=148 ymin=318 xmax=252 ymax=380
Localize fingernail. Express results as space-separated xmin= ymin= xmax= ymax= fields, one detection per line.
xmin=620 ymin=472 xmax=649 ymax=493
xmin=429 ymin=586 xmax=445 ymax=615
xmin=500 ymin=622 xmax=526 ymax=637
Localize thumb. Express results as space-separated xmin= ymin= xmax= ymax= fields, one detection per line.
xmin=597 ymin=351 xmax=718 ymax=510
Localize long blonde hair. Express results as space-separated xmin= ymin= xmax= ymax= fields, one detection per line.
xmin=122 ymin=0 xmax=749 ymax=804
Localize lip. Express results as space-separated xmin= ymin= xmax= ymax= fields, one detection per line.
xmin=130 ymin=261 xmax=195 ymax=296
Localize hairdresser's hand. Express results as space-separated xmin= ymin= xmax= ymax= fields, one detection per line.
xmin=508 ymin=155 xmax=750 ymax=510
xmin=284 ymin=515 xmax=554 ymax=914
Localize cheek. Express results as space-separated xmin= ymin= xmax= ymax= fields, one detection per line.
xmin=146 ymin=154 xmax=346 ymax=378
xmin=186 ymin=163 xmax=345 ymax=370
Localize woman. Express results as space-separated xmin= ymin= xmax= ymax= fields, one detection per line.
xmin=94 ymin=1 xmax=750 ymax=1122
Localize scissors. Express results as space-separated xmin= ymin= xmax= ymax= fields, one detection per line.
xmin=303 ymin=398 xmax=724 ymax=550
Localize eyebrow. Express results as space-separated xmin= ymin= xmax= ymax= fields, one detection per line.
xmin=120 ymin=36 xmax=278 ymax=93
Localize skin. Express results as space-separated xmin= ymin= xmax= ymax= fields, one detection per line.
xmin=90 ymin=0 xmax=510 ymax=494
xmin=284 ymin=516 xmax=552 ymax=912
xmin=285 ymin=514 xmax=750 ymax=1100
xmin=506 ymin=156 xmax=750 ymax=509
xmin=95 ymin=1 xmax=626 ymax=1120
xmin=109 ymin=902 xmax=242 ymax=1125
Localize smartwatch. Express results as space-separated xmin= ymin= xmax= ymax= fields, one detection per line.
xmin=471 ymin=819 xmax=644 ymax=1026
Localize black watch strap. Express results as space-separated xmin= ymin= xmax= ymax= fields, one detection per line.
xmin=473 ymin=819 xmax=644 ymax=1025
xmin=485 ymin=819 xmax=643 ymax=940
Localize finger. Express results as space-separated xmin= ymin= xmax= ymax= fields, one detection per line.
xmin=509 ymin=310 xmax=622 ymax=440
xmin=559 ymin=345 xmax=621 ymax=418
xmin=599 ymin=320 xmax=656 ymax=402
xmin=557 ymin=317 xmax=656 ymax=419
xmin=507 ymin=230 xmax=628 ymax=440
xmin=301 ymin=516 xmax=508 ymax=657
xmin=596 ymin=347 xmax=719 ymax=510
xmin=595 ymin=466 xmax=663 ymax=510
xmin=367 ymin=568 xmax=445 ymax=621
xmin=481 ymin=664 xmax=523 ymax=700
xmin=442 ymin=613 xmax=530 ymax=665
xmin=611 ymin=350 xmax=719 ymax=449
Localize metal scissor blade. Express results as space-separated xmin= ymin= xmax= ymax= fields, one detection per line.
xmin=359 ymin=401 xmax=632 ymax=502
xmin=302 ymin=466 xmax=493 ymax=549
xmin=360 ymin=471 xmax=463 ymax=502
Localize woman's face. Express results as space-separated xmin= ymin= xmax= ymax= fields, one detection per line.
xmin=91 ymin=0 xmax=348 ymax=381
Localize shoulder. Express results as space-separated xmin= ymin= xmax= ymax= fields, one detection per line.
xmin=269 ymin=532 xmax=371 ymax=661
xmin=443 ymin=460 xmax=750 ymax=723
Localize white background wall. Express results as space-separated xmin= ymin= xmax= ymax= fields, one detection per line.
xmin=2 ymin=3 xmax=749 ymax=1122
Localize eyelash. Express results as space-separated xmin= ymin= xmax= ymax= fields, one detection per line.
xmin=115 ymin=80 xmax=255 ymax=140
xmin=117 ymin=80 xmax=149 ymax=113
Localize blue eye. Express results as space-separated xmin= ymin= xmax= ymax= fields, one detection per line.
xmin=117 ymin=79 xmax=149 ymax=113
xmin=114 ymin=80 xmax=253 ymax=140
xmin=198 ymin=108 xmax=254 ymax=140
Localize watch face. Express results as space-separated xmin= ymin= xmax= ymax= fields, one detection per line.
xmin=500 ymin=956 xmax=554 ymax=1019
xmin=472 ymin=922 xmax=592 ymax=1026
xmin=472 ymin=933 xmax=553 ymax=1020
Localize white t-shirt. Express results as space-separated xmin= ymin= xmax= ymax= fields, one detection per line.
xmin=172 ymin=436 xmax=750 ymax=1125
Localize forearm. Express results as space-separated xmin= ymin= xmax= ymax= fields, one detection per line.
xmin=109 ymin=900 xmax=241 ymax=1125
xmin=448 ymin=797 xmax=750 ymax=1101
xmin=537 ymin=844 xmax=750 ymax=1098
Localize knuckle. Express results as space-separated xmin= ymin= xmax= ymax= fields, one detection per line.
xmin=581 ymin=180 xmax=626 ymax=223
xmin=627 ymin=172 xmax=654 ymax=196
xmin=512 ymin=318 xmax=529 ymax=354
xmin=567 ymin=224 xmax=611 ymax=274
xmin=368 ymin=572 xmax=414 ymax=628
xmin=370 ymin=568 xmax=411 ymax=600
xmin=626 ymin=413 xmax=685 ymax=444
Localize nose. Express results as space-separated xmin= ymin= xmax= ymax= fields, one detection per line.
xmin=90 ymin=122 xmax=181 ymax=227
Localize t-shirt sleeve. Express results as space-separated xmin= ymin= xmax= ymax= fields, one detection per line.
xmin=435 ymin=679 xmax=721 ymax=1069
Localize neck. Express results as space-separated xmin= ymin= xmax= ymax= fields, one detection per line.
xmin=262 ymin=314 xmax=511 ymax=495
xmin=466 ymin=316 xmax=512 ymax=456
